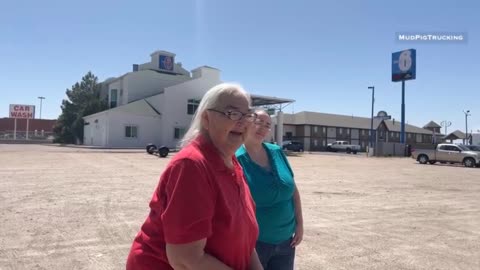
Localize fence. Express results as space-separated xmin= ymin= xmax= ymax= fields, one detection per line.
xmin=374 ymin=142 xmax=406 ymax=157
xmin=0 ymin=130 xmax=54 ymax=142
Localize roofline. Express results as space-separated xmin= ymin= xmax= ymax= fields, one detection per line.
xmin=279 ymin=111 xmax=433 ymax=134
xmin=251 ymin=94 xmax=295 ymax=106
xmin=102 ymin=69 xmax=186 ymax=85
xmin=191 ymin=65 xmax=221 ymax=72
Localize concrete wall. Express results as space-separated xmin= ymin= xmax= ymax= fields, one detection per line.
xmin=162 ymin=72 xmax=222 ymax=148
xmin=83 ymin=113 xmax=108 ymax=146
xmin=283 ymin=125 xmax=296 ymax=138
xmin=351 ymin=129 xmax=359 ymax=139
xmin=106 ymin=111 xmax=162 ymax=148
xmin=472 ymin=134 xmax=480 ymax=145
xmin=124 ymin=70 xmax=191 ymax=103
xmin=327 ymin=127 xmax=336 ymax=138
xmin=108 ymin=80 xmax=124 ymax=107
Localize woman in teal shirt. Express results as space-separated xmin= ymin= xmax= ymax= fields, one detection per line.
xmin=236 ymin=110 xmax=304 ymax=270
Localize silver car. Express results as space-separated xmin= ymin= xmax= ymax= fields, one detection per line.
xmin=412 ymin=143 xmax=480 ymax=168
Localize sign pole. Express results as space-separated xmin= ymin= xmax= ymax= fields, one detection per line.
xmin=392 ymin=49 xmax=415 ymax=145
xmin=14 ymin=118 xmax=17 ymax=140
xmin=26 ymin=118 xmax=29 ymax=140
xmin=401 ymin=80 xmax=406 ymax=143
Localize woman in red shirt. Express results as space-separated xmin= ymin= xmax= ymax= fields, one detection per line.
xmin=127 ymin=83 xmax=263 ymax=270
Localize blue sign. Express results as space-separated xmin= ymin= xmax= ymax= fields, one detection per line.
xmin=392 ymin=49 xmax=416 ymax=82
xmin=159 ymin=55 xmax=174 ymax=71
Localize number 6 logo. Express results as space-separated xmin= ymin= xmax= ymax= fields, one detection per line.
xmin=398 ymin=50 xmax=412 ymax=72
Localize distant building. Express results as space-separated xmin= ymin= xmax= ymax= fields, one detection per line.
xmin=0 ymin=118 xmax=56 ymax=140
xmin=271 ymin=111 xmax=436 ymax=152
xmin=83 ymin=50 xmax=291 ymax=148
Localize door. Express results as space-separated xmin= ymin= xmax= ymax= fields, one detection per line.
xmin=436 ymin=145 xmax=450 ymax=161
xmin=437 ymin=145 xmax=461 ymax=162
xmin=448 ymin=145 xmax=464 ymax=163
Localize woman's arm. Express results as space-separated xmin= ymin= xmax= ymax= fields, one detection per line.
xmin=249 ymin=249 xmax=263 ymax=270
xmin=291 ymin=185 xmax=304 ymax=247
xmin=166 ymin=239 xmax=233 ymax=270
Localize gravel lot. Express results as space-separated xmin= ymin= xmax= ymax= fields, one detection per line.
xmin=1 ymin=144 xmax=479 ymax=270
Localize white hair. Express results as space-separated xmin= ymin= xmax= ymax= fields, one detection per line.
xmin=179 ymin=83 xmax=251 ymax=148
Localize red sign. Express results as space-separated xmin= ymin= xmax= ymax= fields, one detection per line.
xmin=9 ymin=104 xmax=35 ymax=119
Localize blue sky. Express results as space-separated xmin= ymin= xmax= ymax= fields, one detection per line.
xmin=1 ymin=0 xmax=479 ymax=134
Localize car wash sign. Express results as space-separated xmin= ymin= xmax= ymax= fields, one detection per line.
xmin=9 ymin=104 xmax=35 ymax=119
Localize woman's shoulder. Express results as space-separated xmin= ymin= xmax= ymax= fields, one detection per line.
xmin=168 ymin=142 xmax=210 ymax=169
xmin=263 ymin=142 xmax=282 ymax=152
xmin=235 ymin=144 xmax=248 ymax=158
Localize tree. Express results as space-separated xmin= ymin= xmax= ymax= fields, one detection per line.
xmin=54 ymin=72 xmax=107 ymax=144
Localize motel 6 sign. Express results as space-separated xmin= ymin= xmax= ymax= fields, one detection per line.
xmin=392 ymin=49 xmax=416 ymax=82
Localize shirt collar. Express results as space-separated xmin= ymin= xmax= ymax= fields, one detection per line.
xmin=192 ymin=134 xmax=237 ymax=172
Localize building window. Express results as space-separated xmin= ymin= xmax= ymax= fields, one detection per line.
xmin=347 ymin=129 xmax=350 ymax=135
xmin=314 ymin=139 xmax=318 ymax=147
xmin=125 ymin=126 xmax=138 ymax=138
xmin=314 ymin=126 xmax=318 ymax=133
xmin=339 ymin=128 xmax=343 ymax=135
xmin=110 ymin=89 xmax=118 ymax=108
xmin=323 ymin=127 xmax=326 ymax=133
xmin=174 ymin=127 xmax=186 ymax=139
xmin=187 ymin=99 xmax=201 ymax=115
xmin=286 ymin=132 xmax=293 ymax=139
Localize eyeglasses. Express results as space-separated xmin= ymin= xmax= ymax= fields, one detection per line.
xmin=254 ymin=120 xmax=272 ymax=130
xmin=208 ymin=109 xmax=257 ymax=122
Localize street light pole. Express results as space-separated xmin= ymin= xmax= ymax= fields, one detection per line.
xmin=463 ymin=110 xmax=471 ymax=145
xmin=38 ymin=97 xmax=45 ymax=119
xmin=368 ymin=86 xmax=375 ymax=152
xmin=441 ymin=120 xmax=452 ymax=136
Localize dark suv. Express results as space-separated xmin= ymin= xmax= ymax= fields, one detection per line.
xmin=282 ymin=141 xmax=304 ymax=152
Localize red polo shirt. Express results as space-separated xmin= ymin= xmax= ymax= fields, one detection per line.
xmin=127 ymin=135 xmax=259 ymax=270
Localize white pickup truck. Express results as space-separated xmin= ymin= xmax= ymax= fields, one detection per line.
xmin=412 ymin=143 xmax=479 ymax=168
xmin=327 ymin=141 xmax=361 ymax=154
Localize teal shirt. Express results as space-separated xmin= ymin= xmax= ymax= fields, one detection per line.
xmin=236 ymin=143 xmax=296 ymax=244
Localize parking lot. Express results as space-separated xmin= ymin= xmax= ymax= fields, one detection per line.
xmin=0 ymin=144 xmax=479 ymax=270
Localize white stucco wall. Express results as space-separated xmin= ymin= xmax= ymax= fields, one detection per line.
xmin=106 ymin=111 xmax=162 ymax=148
xmin=83 ymin=113 xmax=108 ymax=146
xmin=124 ymin=70 xmax=191 ymax=103
xmin=161 ymin=71 xmax=222 ymax=148
xmin=108 ymin=79 xmax=124 ymax=107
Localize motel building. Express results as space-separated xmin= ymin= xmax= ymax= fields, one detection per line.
xmin=83 ymin=50 xmax=440 ymax=153
xmin=83 ymin=50 xmax=292 ymax=148
xmin=269 ymin=111 xmax=440 ymax=153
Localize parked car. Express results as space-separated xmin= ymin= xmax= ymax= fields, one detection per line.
xmin=327 ymin=141 xmax=361 ymax=154
xmin=411 ymin=143 xmax=479 ymax=168
xmin=282 ymin=141 xmax=304 ymax=152
xmin=465 ymin=145 xmax=480 ymax=153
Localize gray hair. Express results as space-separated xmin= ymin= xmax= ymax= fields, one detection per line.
xmin=179 ymin=83 xmax=251 ymax=148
